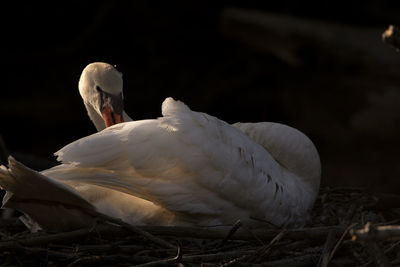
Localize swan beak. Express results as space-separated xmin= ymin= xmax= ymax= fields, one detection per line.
xmin=101 ymin=105 xmax=124 ymax=128
xmin=99 ymin=92 xmax=125 ymax=128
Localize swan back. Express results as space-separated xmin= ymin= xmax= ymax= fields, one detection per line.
xmin=45 ymin=98 xmax=319 ymax=227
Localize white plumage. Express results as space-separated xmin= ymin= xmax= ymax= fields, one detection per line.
xmin=0 ymin=62 xmax=321 ymax=231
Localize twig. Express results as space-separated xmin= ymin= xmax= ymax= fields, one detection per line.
xmin=75 ymin=243 xmax=144 ymax=254
xmin=374 ymin=218 xmax=400 ymax=226
xmin=382 ymin=25 xmax=400 ymax=51
xmin=352 ymin=223 xmax=394 ymax=267
xmin=182 ymin=249 xmax=255 ymax=263
xmin=7 ymin=245 xmax=79 ymax=260
xmin=218 ymin=220 xmax=242 ymax=248
xmin=97 ymin=214 xmax=175 ymax=249
xmin=350 ymin=222 xmax=400 ymax=241
xmin=362 ymin=240 xmax=400 ymax=267
xmin=136 ymin=249 xmax=256 ymax=266
xmin=343 ymin=203 xmax=357 ymax=224
xmin=0 ymin=225 xmax=102 ymax=251
xmin=220 ymin=254 xmax=251 ymax=267
xmin=327 ymin=223 xmax=358 ymax=263
xmin=0 ymin=223 xmax=343 ymax=253
xmin=384 ymin=240 xmax=400 ymax=257
xmin=133 ymin=243 xmax=182 ymax=267
xmin=249 ymin=254 xmax=318 ymax=267
xmin=0 ymin=217 xmax=23 ymax=229
xmin=366 ymin=242 xmax=391 ymax=267
xmin=0 ymin=221 xmax=174 ymax=251
xmin=317 ymin=229 xmax=336 ymax=267
xmin=67 ymin=254 xmax=161 ymax=267
xmin=250 ymin=229 xmax=286 ymax=263
xmin=139 ymin=225 xmax=345 ymax=241
xmin=222 ymin=229 xmax=286 ymax=266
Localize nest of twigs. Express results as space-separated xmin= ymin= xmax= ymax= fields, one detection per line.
xmin=0 ymin=187 xmax=399 ymax=266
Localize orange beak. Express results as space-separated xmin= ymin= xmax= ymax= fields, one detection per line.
xmin=101 ymin=104 xmax=124 ymax=128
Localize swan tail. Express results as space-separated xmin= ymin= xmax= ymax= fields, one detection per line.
xmin=0 ymin=156 xmax=98 ymax=231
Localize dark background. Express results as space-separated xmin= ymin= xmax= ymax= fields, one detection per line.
xmin=2 ymin=1 xmax=400 ymax=192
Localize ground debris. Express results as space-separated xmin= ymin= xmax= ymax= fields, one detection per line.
xmin=0 ymin=187 xmax=399 ymax=266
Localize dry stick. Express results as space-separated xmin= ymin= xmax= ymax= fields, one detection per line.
xmin=139 ymin=225 xmax=345 ymax=241
xmin=116 ymin=245 xmax=182 ymax=267
xmin=374 ymin=218 xmax=400 ymax=227
xmin=0 ymin=217 xmax=23 ymax=229
xmin=343 ymin=203 xmax=357 ymax=224
xmin=8 ymin=244 xmax=80 ymax=261
xmin=317 ymin=229 xmax=336 ymax=267
xmin=96 ymin=214 xmax=175 ymax=249
xmin=0 ymin=226 xmax=100 ymax=251
xmin=351 ymin=223 xmax=391 ymax=267
xmin=220 ymin=254 xmax=250 ymax=267
xmin=385 ymin=240 xmax=400 ymax=258
xmin=350 ymin=222 xmax=400 ymax=241
xmin=327 ymin=223 xmax=358 ymax=263
xmin=366 ymin=242 xmax=391 ymax=267
xmin=135 ymin=249 xmax=256 ymax=267
xmin=251 ymin=229 xmax=286 ymax=262
xmin=250 ymin=254 xmax=318 ymax=267
xmin=0 ymin=224 xmax=344 ymax=252
xmin=221 ymin=229 xmax=286 ymax=266
xmin=239 ymin=225 xmax=265 ymax=246
xmin=183 ymin=249 xmax=255 ymax=263
xmin=382 ymin=25 xmax=400 ymax=51
xmin=0 ymin=221 xmax=173 ymax=252
xmin=361 ymin=240 xmax=400 ymax=267
xmin=67 ymin=255 xmax=161 ymax=267
xmin=74 ymin=243 xmax=144 ymax=254
xmin=283 ymin=239 xmax=318 ymax=250
xmin=218 ymin=220 xmax=242 ymax=248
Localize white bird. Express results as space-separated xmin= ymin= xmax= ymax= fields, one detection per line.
xmin=0 ymin=62 xmax=321 ymax=231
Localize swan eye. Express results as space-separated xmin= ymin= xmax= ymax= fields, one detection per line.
xmin=96 ymin=85 xmax=102 ymax=92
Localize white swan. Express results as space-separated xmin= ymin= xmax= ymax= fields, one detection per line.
xmin=0 ymin=62 xmax=320 ymax=231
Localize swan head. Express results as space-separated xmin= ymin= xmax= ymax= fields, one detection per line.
xmin=79 ymin=62 xmax=125 ymax=128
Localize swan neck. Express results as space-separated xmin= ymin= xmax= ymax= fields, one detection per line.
xmin=122 ymin=111 xmax=133 ymax=122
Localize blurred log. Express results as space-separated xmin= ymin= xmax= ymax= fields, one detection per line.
xmin=0 ymin=136 xmax=9 ymax=166
xmin=382 ymin=25 xmax=400 ymax=51
xmin=220 ymin=8 xmax=400 ymax=68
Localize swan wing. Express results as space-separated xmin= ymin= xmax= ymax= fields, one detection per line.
xmin=233 ymin=122 xmax=321 ymax=193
